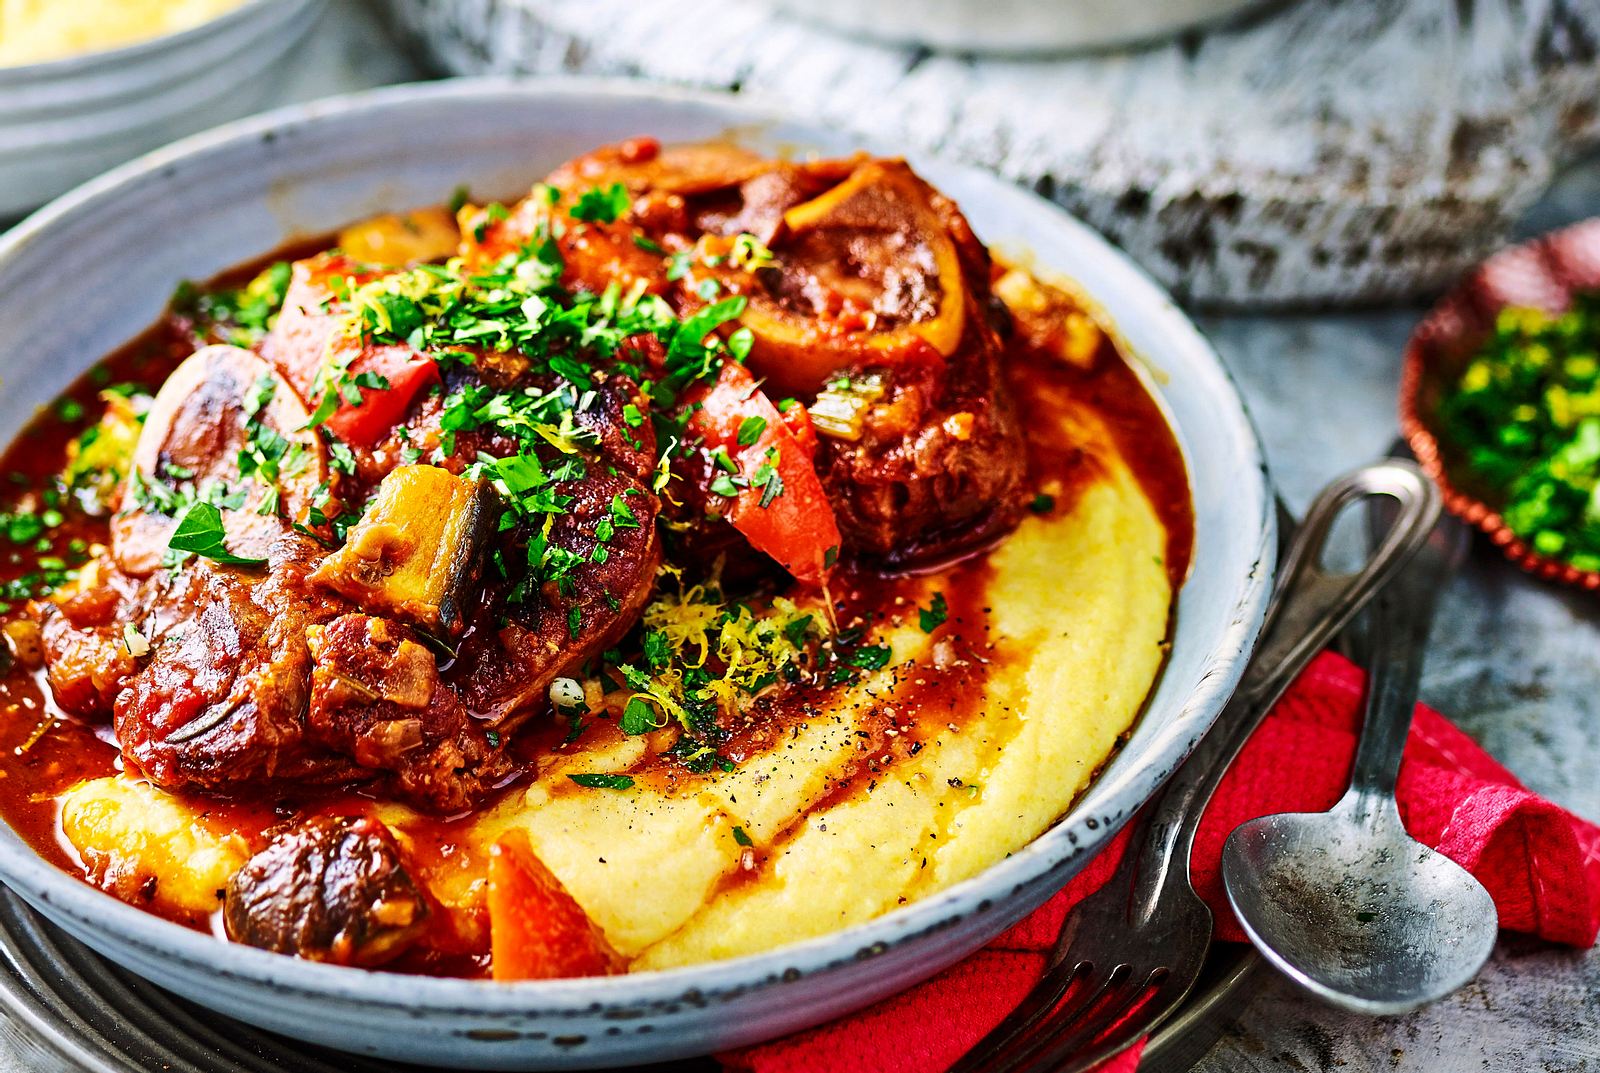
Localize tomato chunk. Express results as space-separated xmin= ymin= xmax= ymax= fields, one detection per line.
xmin=689 ymin=362 xmax=840 ymax=585
xmin=487 ymin=832 xmax=622 ymax=981
xmin=321 ymin=345 xmax=440 ymax=448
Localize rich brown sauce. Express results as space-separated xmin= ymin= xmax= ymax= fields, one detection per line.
xmin=0 ymin=240 xmax=1192 ymax=977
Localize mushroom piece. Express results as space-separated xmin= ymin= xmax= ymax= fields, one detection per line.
xmin=224 ymin=815 xmax=429 ymax=967
xmin=110 ymin=344 xmax=328 ymax=576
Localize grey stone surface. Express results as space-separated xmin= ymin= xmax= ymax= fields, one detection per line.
xmin=1189 ymin=156 xmax=1600 ymax=1073
xmin=2 ymin=0 xmax=1598 ymax=1067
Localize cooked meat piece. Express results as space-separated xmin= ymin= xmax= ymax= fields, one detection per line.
xmin=449 ymin=465 xmax=662 ymax=724
xmin=100 ymin=354 xmax=661 ymax=801
xmin=39 ymin=621 xmax=132 ymax=718
xmin=459 ymin=174 xmax=664 ymax=295
xmin=815 ymin=327 xmax=1027 ymax=564
xmin=114 ymin=533 xmax=358 ymax=792
xmin=545 ymin=139 xmax=769 ymax=199
xmin=730 ymin=161 xmax=972 ymax=398
xmin=570 ymin=371 xmax=660 ymax=483
xmin=37 ymin=576 xmax=141 ymax=718
xmin=681 ymin=158 xmax=1027 ymax=563
xmin=111 ymin=344 xmax=329 ymax=576
xmin=224 ymin=815 xmax=428 ymax=967
xmin=306 ymin=614 xmax=510 ymax=813
xmin=692 ymin=164 xmax=840 ymax=244
xmin=114 ymin=531 xmax=513 ymax=812
xmin=391 ymin=372 xmax=665 ymax=724
xmin=542 ymin=139 xmax=849 ymax=246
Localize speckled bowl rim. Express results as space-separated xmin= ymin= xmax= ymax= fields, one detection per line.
xmin=0 ymin=78 xmax=1274 ymax=1025
xmin=0 ymin=0 xmax=300 ymax=81
xmin=1399 ymin=218 xmax=1600 ymax=592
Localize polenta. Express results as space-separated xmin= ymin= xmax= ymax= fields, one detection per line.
xmin=0 ymin=0 xmax=248 ymax=66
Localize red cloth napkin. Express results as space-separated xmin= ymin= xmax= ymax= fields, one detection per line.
xmin=723 ymin=652 xmax=1600 ymax=1073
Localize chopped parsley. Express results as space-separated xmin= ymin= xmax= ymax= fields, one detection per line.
xmin=1 ymin=512 xmax=47 ymax=545
xmin=619 ymin=696 xmax=662 ymax=735
xmin=845 ymin=643 xmax=893 ymax=671
xmin=919 ymin=592 xmax=948 ymax=633
xmin=570 ymin=183 xmax=631 ymax=224
xmin=166 ymin=501 xmax=266 ymax=568
xmin=568 ymin=773 xmax=635 ymax=790
xmin=752 ymin=453 xmax=784 ymax=508
xmin=736 ymin=416 xmax=767 ymax=446
xmin=732 ymin=826 xmax=753 ymax=847
xmin=173 ymin=261 xmax=292 ymax=348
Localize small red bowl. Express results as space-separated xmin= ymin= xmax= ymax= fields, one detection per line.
xmin=1399 ymin=217 xmax=1600 ymax=591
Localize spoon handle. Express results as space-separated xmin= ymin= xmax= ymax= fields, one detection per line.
xmin=1134 ymin=460 xmax=1441 ymax=898
xmin=1339 ymin=512 xmax=1470 ymax=823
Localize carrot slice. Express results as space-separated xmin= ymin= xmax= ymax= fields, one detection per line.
xmin=688 ymin=362 xmax=841 ymax=585
xmin=487 ymin=831 xmax=622 ymax=981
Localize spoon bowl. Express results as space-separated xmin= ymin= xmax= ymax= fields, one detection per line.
xmin=1223 ymin=801 xmax=1499 ymax=1015
xmin=1222 ymin=510 xmax=1499 ymax=1015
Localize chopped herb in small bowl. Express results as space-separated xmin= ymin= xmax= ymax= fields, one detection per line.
xmin=1436 ymin=294 xmax=1600 ymax=572
xmin=1402 ymin=219 xmax=1600 ymax=587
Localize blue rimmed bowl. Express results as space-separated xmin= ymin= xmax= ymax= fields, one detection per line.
xmin=0 ymin=78 xmax=1273 ymax=1069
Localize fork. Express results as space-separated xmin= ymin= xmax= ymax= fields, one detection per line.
xmin=949 ymin=460 xmax=1442 ymax=1073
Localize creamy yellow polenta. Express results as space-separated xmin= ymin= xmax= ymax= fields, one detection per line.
xmin=0 ymin=0 xmax=247 ymax=66
xmin=60 ymin=775 xmax=248 ymax=915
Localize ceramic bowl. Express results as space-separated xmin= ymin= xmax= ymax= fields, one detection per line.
xmin=0 ymin=0 xmax=327 ymax=219
xmin=1400 ymin=218 xmax=1600 ymax=590
xmin=386 ymin=0 xmax=1276 ymax=59
xmin=756 ymin=0 xmax=1276 ymax=53
xmin=0 ymin=78 xmax=1273 ymax=1069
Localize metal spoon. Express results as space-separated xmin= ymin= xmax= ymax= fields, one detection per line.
xmin=1220 ymin=514 xmax=1498 ymax=1016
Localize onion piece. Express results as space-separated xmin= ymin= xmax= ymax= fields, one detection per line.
xmin=549 ymin=677 xmax=586 ymax=711
xmin=808 ymin=373 xmax=887 ymax=441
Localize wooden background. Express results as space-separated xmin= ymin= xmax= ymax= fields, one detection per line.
xmin=387 ymin=0 xmax=1600 ymax=310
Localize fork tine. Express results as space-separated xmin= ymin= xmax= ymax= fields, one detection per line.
xmin=978 ymin=962 xmax=1138 ymax=1073
xmin=1016 ymin=966 xmax=1172 ymax=1073
xmin=978 ymin=964 xmax=1135 ymax=1073
xmin=947 ymin=957 xmax=1091 ymax=1073
xmin=985 ymin=965 xmax=1126 ymax=1073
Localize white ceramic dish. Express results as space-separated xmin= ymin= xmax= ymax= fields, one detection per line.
xmin=0 ymin=0 xmax=326 ymax=218
xmin=0 ymin=78 xmax=1273 ymax=1069
xmin=758 ymin=0 xmax=1275 ymax=53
